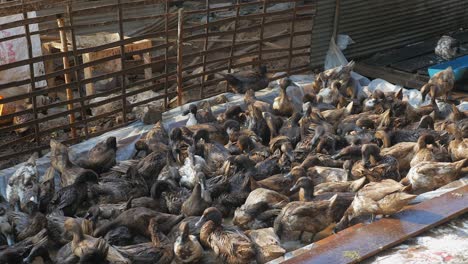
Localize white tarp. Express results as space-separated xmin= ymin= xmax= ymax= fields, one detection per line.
xmin=0 ymin=12 xmax=46 ymax=100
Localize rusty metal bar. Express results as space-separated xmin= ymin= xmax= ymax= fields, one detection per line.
xmin=22 ymin=7 xmax=41 ymax=149
xmin=163 ymin=0 xmax=169 ymax=110
xmin=67 ymin=4 xmax=89 ymax=140
xmin=57 ymin=15 xmax=77 ymax=139
xmin=287 ymin=1 xmax=297 ymax=75
xmin=258 ymin=0 xmax=268 ymax=63
xmin=282 ymin=185 xmax=468 ymax=264
xmin=226 ymin=0 xmax=240 ymax=92
xmin=117 ymin=0 xmax=128 ymax=124
xmin=200 ymin=0 xmax=210 ymax=99
xmin=176 ymin=8 xmax=184 ymax=106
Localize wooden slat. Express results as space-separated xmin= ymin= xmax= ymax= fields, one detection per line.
xmin=282 ymin=185 xmax=468 ymax=264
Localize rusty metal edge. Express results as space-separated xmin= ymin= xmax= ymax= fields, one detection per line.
xmin=280 ymin=184 xmax=468 ymax=264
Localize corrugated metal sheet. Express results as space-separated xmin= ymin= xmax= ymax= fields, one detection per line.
xmin=310 ymin=0 xmax=468 ymax=67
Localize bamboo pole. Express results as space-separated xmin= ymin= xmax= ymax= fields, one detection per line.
xmin=57 ymin=15 xmax=77 ymax=139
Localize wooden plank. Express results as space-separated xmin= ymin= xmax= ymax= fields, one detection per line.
xmin=282 ymin=185 xmax=468 ymax=264
xmin=391 ymin=53 xmax=441 ymax=73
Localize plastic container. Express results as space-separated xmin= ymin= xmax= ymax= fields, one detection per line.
xmin=428 ymin=55 xmax=468 ymax=81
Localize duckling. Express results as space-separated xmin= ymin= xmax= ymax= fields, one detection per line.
xmin=406 ymin=159 xmax=466 ymax=193
xmin=244 ymin=89 xmax=272 ymax=113
xmin=93 ymin=207 xmax=183 ymax=238
xmin=273 ymin=77 xmax=295 ymax=117
xmin=174 ymin=222 xmax=203 ymax=263
xmin=233 ymin=188 xmax=289 ymax=230
xmin=220 ymin=65 xmax=269 ymax=93
xmin=6 ymin=153 xmax=38 ymax=211
xmin=335 ymin=179 xmax=416 ymax=231
xmin=410 ymin=134 xmax=439 ymax=167
xmin=116 ymin=218 xmax=174 ymax=264
xmin=50 ymin=139 xmax=99 ymax=187
xmin=181 ymin=173 xmax=212 ymax=217
xmin=351 ymin=144 xmax=400 ymax=182
xmin=64 ymin=218 xmax=130 ymax=264
xmin=273 ymin=191 xmax=339 ymax=242
xmin=48 ymin=172 xmax=98 ymax=216
xmin=134 ymin=121 xmax=169 ymax=157
xmin=76 ymin=137 xmax=117 ymax=174
xmin=196 ymin=207 xmax=255 ymax=264
xmin=420 ymin=66 xmax=454 ymax=103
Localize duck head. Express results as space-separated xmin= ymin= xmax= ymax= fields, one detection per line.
xmin=237 ymin=135 xmax=255 ymax=153
xmin=85 ymin=205 xmax=101 ymax=224
xmin=228 ymin=154 xmax=256 ymax=173
xmin=279 ymin=77 xmax=292 ymax=91
xmin=290 ymin=176 xmax=314 ymax=201
xmin=418 ymin=115 xmax=435 ymax=130
xmin=223 ymin=119 xmax=241 ymax=139
xmin=284 ymin=166 xmax=306 ymax=182
xmin=105 ymin=137 xmax=118 ymax=152
xmin=374 ymin=130 xmax=391 ymax=148
xmin=195 ymin=207 xmax=223 ymax=228
xmin=0 ymin=214 xmax=14 ymax=246
xmin=416 ymin=134 xmax=437 ymax=150
xmin=183 ymin=104 xmax=198 ymax=126
xmin=361 ymin=144 xmax=382 ymax=167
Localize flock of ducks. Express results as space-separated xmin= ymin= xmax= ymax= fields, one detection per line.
xmin=0 ymin=63 xmax=466 ymax=264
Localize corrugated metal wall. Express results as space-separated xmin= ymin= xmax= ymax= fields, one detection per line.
xmin=310 ymin=0 xmax=468 ymax=67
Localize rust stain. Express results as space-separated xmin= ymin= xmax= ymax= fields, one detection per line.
xmin=282 ymin=185 xmax=468 ymax=264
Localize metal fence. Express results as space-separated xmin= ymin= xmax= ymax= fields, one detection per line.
xmin=0 ymin=0 xmax=316 ymax=162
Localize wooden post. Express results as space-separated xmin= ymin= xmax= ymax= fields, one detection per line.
xmin=117 ymin=0 xmax=128 ymax=124
xmin=176 ymin=8 xmax=184 ymax=106
xmin=57 ymin=15 xmax=77 ymax=139
xmin=226 ymin=0 xmax=240 ymax=92
xmin=82 ymin=53 xmax=95 ymax=96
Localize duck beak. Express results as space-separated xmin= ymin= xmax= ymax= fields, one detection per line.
xmin=284 ymin=172 xmax=293 ymax=181
xmin=289 ymin=184 xmax=299 ymax=193
xmin=195 ymin=216 xmax=205 ymax=228
xmin=286 ymin=151 xmax=294 ymax=162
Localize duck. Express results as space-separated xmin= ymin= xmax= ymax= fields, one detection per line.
xmin=181 ymin=173 xmax=212 ymax=217
xmin=63 ymin=218 xmax=130 ymax=264
xmin=273 ymin=77 xmax=295 ymax=117
xmin=237 ymin=135 xmax=270 ymax=163
xmin=151 ymin=179 xmax=190 ymax=215
xmin=406 ymin=159 xmax=466 ymax=193
xmin=313 ymin=61 xmax=355 ymax=92
xmin=307 ymin=164 xmax=349 ymax=186
xmin=445 ymin=122 xmax=468 ymax=161
xmin=251 ymin=166 xmax=306 ymax=196
xmin=134 ymin=121 xmax=169 ymax=158
xmin=278 ymin=112 xmax=302 ymax=145
xmin=351 ymin=144 xmax=400 ymax=182
xmin=88 ymin=168 xmax=148 ymax=205
xmin=409 ymin=134 xmax=439 ymax=167
xmin=263 ymin=112 xmax=284 ymax=141
xmin=314 ymin=177 xmax=366 ymax=196
xmin=317 ymin=80 xmax=342 ymax=106
xmin=174 ymin=222 xmax=203 ymax=263
xmin=192 ymin=129 xmax=230 ymax=172
xmin=269 ymin=135 xmax=295 ymax=166
xmin=93 ymin=207 xmax=183 ymax=238
xmin=115 ymin=217 xmax=174 ymax=264
xmin=186 ymin=123 xmax=229 ymax=146
xmin=380 ymin=141 xmax=418 ymax=173
xmin=196 ymin=207 xmax=255 ymax=264
xmin=178 ymin=148 xmax=209 ymax=189
xmin=244 ymin=89 xmax=272 ymax=113
xmin=0 ymin=228 xmax=48 ymax=263
xmin=335 ymin=179 xmax=416 ymax=231
xmin=220 ymin=65 xmax=269 ymax=93
xmin=301 ymin=153 xmax=345 ymax=168
xmin=321 ymin=101 xmax=354 ymax=124
xmin=75 ymin=137 xmax=117 ymax=174
xmin=50 ymin=139 xmax=99 ymax=187
xmin=134 ymin=144 xmax=170 ymax=187
xmin=38 ymin=166 xmax=55 ymax=213
xmin=245 ymin=104 xmax=271 ymax=145
xmin=6 ymin=153 xmax=38 ymax=212
xmin=183 ymin=104 xmax=215 ymax=126
xmin=7 ymin=211 xmax=46 ymax=242
xmin=48 ymin=172 xmax=98 ymax=216
xmin=233 ymin=188 xmax=289 ymax=230
xmin=273 ymin=190 xmax=339 ymax=242
xmin=46 ymin=214 xmax=92 ymax=247
xmin=76 ymin=236 xmax=110 ymax=264
xmin=420 ymin=66 xmax=454 ymax=103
